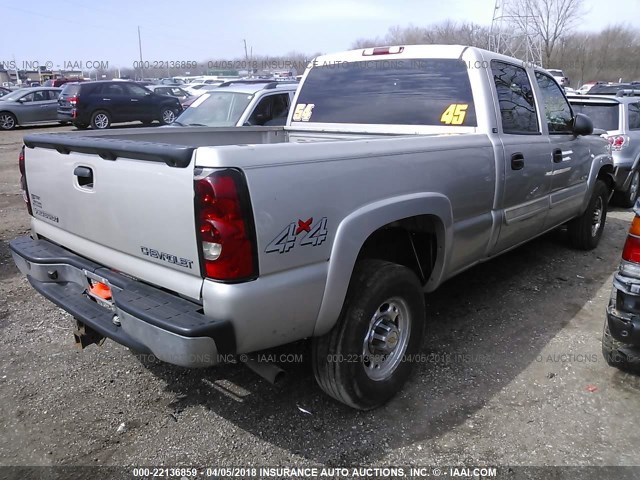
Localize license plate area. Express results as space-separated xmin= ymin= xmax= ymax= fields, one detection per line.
xmin=83 ymin=269 xmax=116 ymax=311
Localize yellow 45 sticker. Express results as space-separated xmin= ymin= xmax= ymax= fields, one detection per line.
xmin=440 ymin=104 xmax=468 ymax=125
xmin=292 ymin=103 xmax=315 ymax=122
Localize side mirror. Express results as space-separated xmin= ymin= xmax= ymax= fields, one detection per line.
xmin=572 ymin=113 xmax=593 ymax=136
xmin=17 ymin=98 xmax=25 ymax=103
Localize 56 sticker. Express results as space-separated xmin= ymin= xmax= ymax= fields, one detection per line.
xmin=266 ymin=217 xmax=328 ymax=254
xmin=440 ymin=103 xmax=468 ymax=125
xmin=292 ymin=103 xmax=315 ymax=122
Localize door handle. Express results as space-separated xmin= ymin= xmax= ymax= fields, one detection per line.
xmin=131 ymin=99 xmax=139 ymax=102
xmin=553 ymin=148 xmax=563 ymax=163
xmin=511 ymin=152 xmax=525 ymax=170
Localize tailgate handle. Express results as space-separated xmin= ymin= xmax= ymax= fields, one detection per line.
xmin=74 ymin=166 xmax=94 ymax=188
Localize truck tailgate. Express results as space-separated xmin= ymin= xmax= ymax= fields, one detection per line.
xmin=23 ymin=144 xmax=203 ymax=300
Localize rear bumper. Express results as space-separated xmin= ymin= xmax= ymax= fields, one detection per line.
xmin=607 ymin=269 xmax=640 ymax=346
xmin=10 ymin=236 xmax=235 ymax=367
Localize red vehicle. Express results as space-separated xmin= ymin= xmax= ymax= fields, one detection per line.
xmin=43 ymin=78 xmax=86 ymax=88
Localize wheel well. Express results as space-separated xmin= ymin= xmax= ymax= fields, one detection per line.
xmin=598 ymin=164 xmax=616 ymax=191
xmin=356 ymin=215 xmax=440 ymax=285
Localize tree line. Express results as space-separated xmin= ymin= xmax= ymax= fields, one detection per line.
xmin=352 ymin=22 xmax=640 ymax=87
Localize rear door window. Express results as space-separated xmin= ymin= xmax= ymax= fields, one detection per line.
xmin=293 ymin=58 xmax=477 ymax=126
xmin=629 ymin=103 xmax=640 ymax=130
xmin=491 ymin=61 xmax=539 ymax=134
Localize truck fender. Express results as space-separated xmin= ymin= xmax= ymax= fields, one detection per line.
xmin=582 ymin=150 xmax=614 ymax=213
xmin=313 ymin=193 xmax=453 ymax=337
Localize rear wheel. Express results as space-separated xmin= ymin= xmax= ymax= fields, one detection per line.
xmin=0 ymin=112 xmax=17 ymax=130
xmin=613 ymin=170 xmax=640 ymax=208
xmin=312 ymin=259 xmax=425 ymax=410
xmin=91 ymin=110 xmax=111 ymax=129
xmin=567 ymin=179 xmax=608 ymax=250
xmin=159 ymin=107 xmax=177 ymax=125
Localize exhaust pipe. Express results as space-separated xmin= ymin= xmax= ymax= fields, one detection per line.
xmin=241 ymin=355 xmax=286 ymax=385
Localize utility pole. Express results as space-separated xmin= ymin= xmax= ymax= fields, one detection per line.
xmin=243 ymin=39 xmax=249 ymax=63
xmin=138 ymin=26 xmax=145 ymax=80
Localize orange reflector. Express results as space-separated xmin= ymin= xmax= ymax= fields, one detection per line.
xmin=629 ymin=215 xmax=640 ymax=236
xmin=89 ymin=281 xmax=112 ymax=300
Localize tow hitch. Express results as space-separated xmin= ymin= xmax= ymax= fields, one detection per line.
xmin=73 ymin=319 xmax=106 ymax=349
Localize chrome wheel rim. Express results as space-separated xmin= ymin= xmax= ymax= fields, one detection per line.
xmin=362 ymin=297 xmax=411 ymax=381
xmin=93 ymin=113 xmax=109 ymax=129
xmin=591 ymin=196 xmax=604 ymax=237
xmin=630 ymin=172 xmax=639 ymax=203
xmin=0 ymin=114 xmax=15 ymax=130
xmin=162 ymin=109 xmax=175 ymax=123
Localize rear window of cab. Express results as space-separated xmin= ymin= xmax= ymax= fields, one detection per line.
xmin=293 ymin=58 xmax=477 ymax=126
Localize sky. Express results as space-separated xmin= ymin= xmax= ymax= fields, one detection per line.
xmin=1 ymin=0 xmax=639 ymax=70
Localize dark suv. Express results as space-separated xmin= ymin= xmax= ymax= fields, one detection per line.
xmin=57 ymin=81 xmax=182 ymax=129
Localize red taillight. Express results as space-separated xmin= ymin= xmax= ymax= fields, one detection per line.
xmin=607 ymin=135 xmax=628 ymax=150
xmin=195 ymin=169 xmax=257 ymax=281
xmin=18 ymin=146 xmax=32 ymax=215
xmin=362 ymin=46 xmax=405 ymax=56
xmin=622 ymin=216 xmax=640 ymax=263
xmin=68 ymin=95 xmax=78 ymax=105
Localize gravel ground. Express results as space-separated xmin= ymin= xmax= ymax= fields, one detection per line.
xmin=1 ymin=124 xmax=639 ymax=477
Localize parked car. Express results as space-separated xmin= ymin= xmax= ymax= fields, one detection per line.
xmin=586 ymin=83 xmax=640 ymax=95
xmin=183 ymin=83 xmax=220 ymax=96
xmin=173 ymin=80 xmax=298 ymax=127
xmin=144 ymin=85 xmax=195 ymax=108
xmin=577 ymin=82 xmax=602 ymax=94
xmin=57 ymin=80 xmax=183 ymax=129
xmin=43 ymin=77 xmax=86 ymax=88
xmin=569 ymin=91 xmax=640 ymax=207
xmin=0 ymin=87 xmax=10 ymax=98
xmin=603 ymin=202 xmax=640 ymax=371
xmin=0 ymin=87 xmax=62 ymax=130
xmin=547 ymin=69 xmax=569 ymax=87
xmin=11 ymin=44 xmax=612 ymax=409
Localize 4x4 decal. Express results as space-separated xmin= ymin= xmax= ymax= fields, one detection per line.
xmin=265 ymin=217 xmax=328 ymax=254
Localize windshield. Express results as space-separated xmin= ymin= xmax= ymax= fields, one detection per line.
xmin=0 ymin=89 xmax=30 ymax=101
xmin=174 ymin=91 xmax=253 ymax=126
xmin=571 ymin=103 xmax=619 ymax=131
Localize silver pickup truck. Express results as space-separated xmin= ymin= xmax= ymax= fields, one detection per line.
xmin=11 ymin=45 xmax=614 ymax=410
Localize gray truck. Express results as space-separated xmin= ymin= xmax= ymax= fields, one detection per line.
xmin=10 ymin=45 xmax=614 ymax=410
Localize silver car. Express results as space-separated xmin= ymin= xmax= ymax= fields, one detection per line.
xmin=570 ymin=92 xmax=640 ymax=207
xmin=0 ymin=87 xmax=62 ymax=130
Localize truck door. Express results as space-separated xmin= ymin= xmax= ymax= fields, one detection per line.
xmin=490 ymin=60 xmax=552 ymax=254
xmin=534 ymin=71 xmax=591 ymax=228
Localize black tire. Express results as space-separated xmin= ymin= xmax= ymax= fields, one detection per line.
xmin=58 ymin=121 xmax=70 ymax=126
xmin=602 ymin=320 xmax=639 ymax=372
xmin=567 ymin=179 xmax=608 ymax=250
xmin=141 ymin=120 xmax=153 ymax=126
xmin=612 ymin=170 xmax=640 ymax=209
xmin=90 ymin=110 xmax=111 ymax=129
xmin=159 ymin=106 xmax=177 ymax=125
xmin=74 ymin=123 xmax=89 ymax=130
xmin=0 ymin=112 xmax=17 ymax=130
xmin=312 ymin=259 xmax=425 ymax=410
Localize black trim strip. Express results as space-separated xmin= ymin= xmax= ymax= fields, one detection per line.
xmin=23 ymin=133 xmax=196 ymax=168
